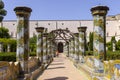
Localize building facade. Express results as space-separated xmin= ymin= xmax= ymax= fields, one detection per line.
xmin=2 ymin=14 xmax=120 ymax=42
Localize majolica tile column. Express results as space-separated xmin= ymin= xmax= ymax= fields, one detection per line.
xmin=91 ymin=6 xmax=109 ymax=72
xmin=48 ymin=38 xmax=52 ymax=60
xmin=74 ymin=33 xmax=79 ymax=61
xmin=0 ymin=42 xmax=3 ymax=52
xmin=78 ymin=27 xmax=87 ymax=62
xmin=71 ymin=38 xmax=74 ymax=58
xmin=7 ymin=44 xmax=10 ymax=52
xmin=35 ymin=27 xmax=44 ymax=62
xmin=66 ymin=42 xmax=69 ymax=57
xmin=43 ymin=33 xmax=48 ymax=63
xmin=112 ymin=40 xmax=116 ymax=52
xmin=69 ymin=40 xmax=72 ymax=57
xmin=14 ymin=6 xmax=32 ymax=73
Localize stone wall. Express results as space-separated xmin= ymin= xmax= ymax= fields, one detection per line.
xmin=0 ymin=56 xmax=49 ymax=80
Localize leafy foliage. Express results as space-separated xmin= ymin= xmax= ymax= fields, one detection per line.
xmin=0 ymin=27 xmax=10 ymax=38
xmin=88 ymin=32 xmax=93 ymax=51
xmin=0 ymin=38 xmax=16 ymax=52
xmin=30 ymin=35 xmax=37 ymax=52
xmin=116 ymin=40 xmax=120 ymax=50
xmin=0 ymin=52 xmax=36 ymax=61
xmin=86 ymin=51 xmax=120 ymax=60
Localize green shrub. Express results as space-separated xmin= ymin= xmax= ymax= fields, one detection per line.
xmin=0 ymin=52 xmax=36 ymax=61
xmin=86 ymin=51 xmax=93 ymax=56
xmin=0 ymin=52 xmax=16 ymax=61
xmin=86 ymin=50 xmax=120 ymax=60
xmin=30 ymin=52 xmax=36 ymax=56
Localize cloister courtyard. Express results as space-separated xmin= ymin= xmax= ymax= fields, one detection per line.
xmin=1 ymin=0 xmax=120 ymax=80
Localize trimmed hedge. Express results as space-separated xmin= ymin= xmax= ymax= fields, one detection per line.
xmin=86 ymin=50 xmax=120 ymax=60
xmin=0 ymin=52 xmax=16 ymax=61
xmin=0 ymin=52 xmax=36 ymax=61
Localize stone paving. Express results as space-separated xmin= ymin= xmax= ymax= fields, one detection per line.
xmin=37 ymin=53 xmax=89 ymax=80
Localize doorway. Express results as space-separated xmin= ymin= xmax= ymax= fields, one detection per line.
xmin=57 ymin=42 xmax=63 ymax=53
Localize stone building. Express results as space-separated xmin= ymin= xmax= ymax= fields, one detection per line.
xmin=1 ymin=14 xmax=120 ymax=42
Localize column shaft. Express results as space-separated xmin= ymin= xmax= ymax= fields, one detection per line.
xmin=14 ymin=6 xmax=32 ymax=73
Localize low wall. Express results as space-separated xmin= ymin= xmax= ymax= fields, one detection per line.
xmin=0 ymin=56 xmax=52 ymax=80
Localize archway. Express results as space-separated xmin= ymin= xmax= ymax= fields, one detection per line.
xmin=57 ymin=42 xmax=63 ymax=53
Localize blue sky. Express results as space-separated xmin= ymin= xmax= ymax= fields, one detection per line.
xmin=3 ymin=0 xmax=120 ymax=20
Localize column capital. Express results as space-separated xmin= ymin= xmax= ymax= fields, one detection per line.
xmin=78 ymin=26 xmax=87 ymax=32
xmin=43 ymin=33 xmax=48 ymax=37
xmin=14 ymin=6 xmax=32 ymax=17
xmin=91 ymin=6 xmax=109 ymax=16
xmin=74 ymin=33 xmax=79 ymax=37
xmin=35 ymin=27 xmax=45 ymax=33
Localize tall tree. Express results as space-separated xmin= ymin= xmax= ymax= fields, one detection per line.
xmin=89 ymin=32 xmax=93 ymax=51
xmin=0 ymin=0 xmax=7 ymax=22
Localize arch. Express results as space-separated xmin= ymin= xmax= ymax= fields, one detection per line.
xmin=57 ymin=42 xmax=63 ymax=53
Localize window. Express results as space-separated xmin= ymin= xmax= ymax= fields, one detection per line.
xmin=115 ymin=32 xmax=117 ymax=36
xmin=48 ymin=23 xmax=50 ymax=25
xmin=107 ymin=32 xmax=109 ymax=36
xmin=62 ymin=23 xmax=64 ymax=25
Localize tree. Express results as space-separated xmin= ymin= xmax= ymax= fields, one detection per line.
xmin=88 ymin=32 xmax=93 ymax=51
xmin=30 ymin=35 xmax=37 ymax=52
xmin=0 ymin=27 xmax=10 ymax=38
xmin=111 ymin=36 xmax=116 ymax=51
xmin=116 ymin=40 xmax=120 ymax=50
xmin=0 ymin=0 xmax=7 ymax=22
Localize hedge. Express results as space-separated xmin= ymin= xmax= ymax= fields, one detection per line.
xmin=0 ymin=52 xmax=36 ymax=61
xmin=86 ymin=50 xmax=120 ymax=60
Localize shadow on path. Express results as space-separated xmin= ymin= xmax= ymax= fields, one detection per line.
xmin=50 ymin=63 xmax=64 ymax=65
xmin=44 ymin=77 xmax=68 ymax=80
xmin=47 ymin=67 xmax=65 ymax=70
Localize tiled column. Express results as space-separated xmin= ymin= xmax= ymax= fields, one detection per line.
xmin=14 ymin=6 xmax=32 ymax=73
xmin=7 ymin=44 xmax=10 ymax=52
xmin=71 ymin=38 xmax=74 ymax=58
xmin=91 ymin=6 xmax=109 ymax=72
xmin=0 ymin=42 xmax=3 ymax=52
xmin=64 ymin=42 xmax=70 ymax=57
xmin=66 ymin=42 xmax=69 ymax=57
xmin=74 ymin=33 xmax=79 ymax=61
xmin=43 ymin=33 xmax=48 ymax=63
xmin=69 ymin=40 xmax=72 ymax=57
xmin=78 ymin=27 xmax=87 ymax=63
xmin=35 ymin=27 xmax=44 ymax=62
xmin=112 ymin=40 xmax=116 ymax=52
xmin=48 ymin=38 xmax=52 ymax=61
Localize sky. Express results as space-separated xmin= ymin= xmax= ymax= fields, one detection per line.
xmin=3 ymin=0 xmax=120 ymax=20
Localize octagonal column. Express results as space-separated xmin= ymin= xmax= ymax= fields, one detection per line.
xmin=78 ymin=27 xmax=87 ymax=62
xmin=74 ymin=33 xmax=79 ymax=61
xmin=112 ymin=40 xmax=116 ymax=52
xmin=48 ymin=38 xmax=53 ymax=61
xmin=69 ymin=40 xmax=72 ymax=57
xmin=0 ymin=42 xmax=3 ymax=52
xmin=7 ymin=44 xmax=10 ymax=52
xmin=71 ymin=38 xmax=74 ymax=58
xmin=35 ymin=27 xmax=44 ymax=62
xmin=91 ymin=6 xmax=109 ymax=72
xmin=14 ymin=6 xmax=32 ymax=74
xmin=43 ymin=33 xmax=48 ymax=63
